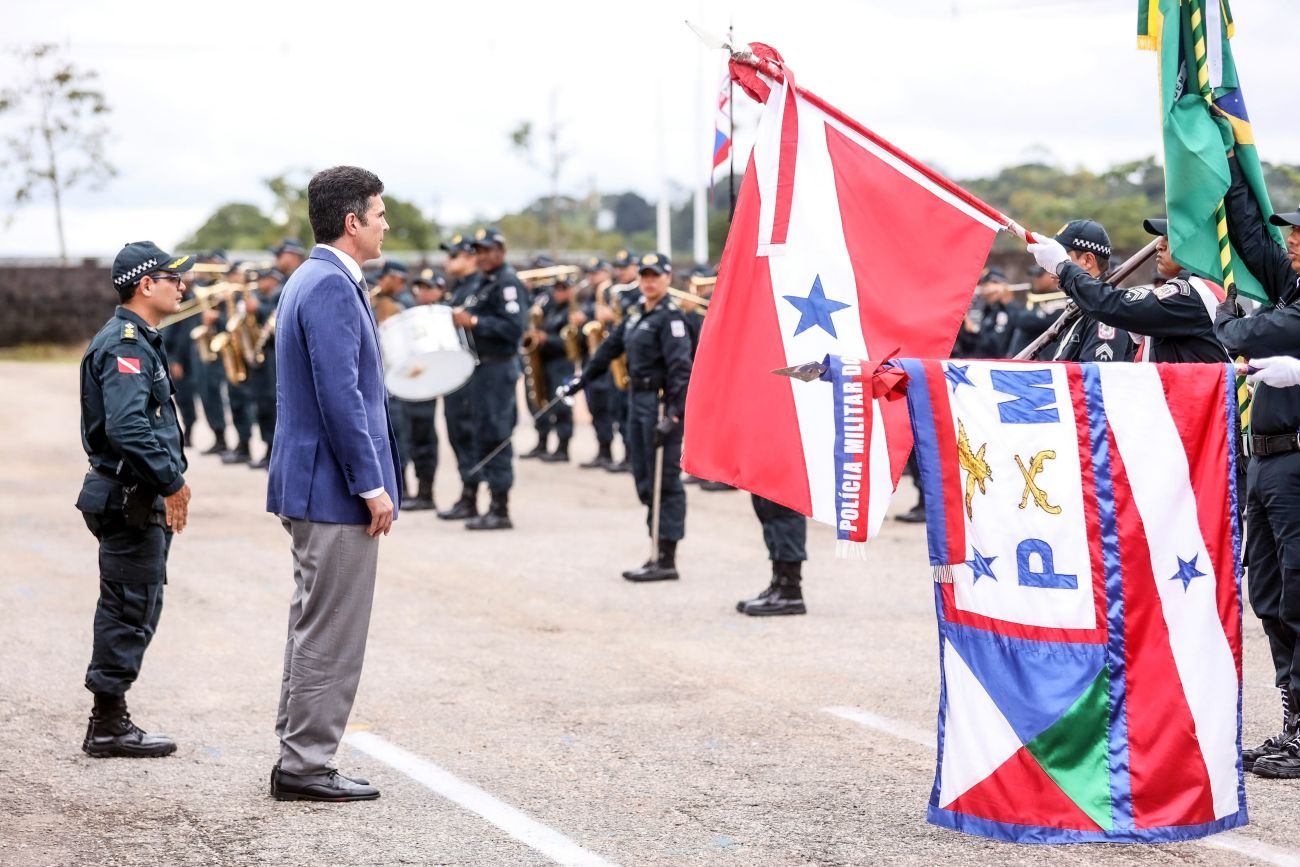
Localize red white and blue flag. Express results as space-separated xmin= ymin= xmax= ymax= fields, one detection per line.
xmin=683 ymin=44 xmax=1007 ymax=541
xmin=710 ymin=69 xmax=732 ymax=190
xmin=894 ymin=357 xmax=1246 ymax=842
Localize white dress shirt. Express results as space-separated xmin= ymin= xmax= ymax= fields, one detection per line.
xmin=313 ymin=243 xmax=385 ymax=501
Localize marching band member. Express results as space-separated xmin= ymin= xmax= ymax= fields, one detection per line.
xmin=438 ymin=234 xmax=485 ymax=521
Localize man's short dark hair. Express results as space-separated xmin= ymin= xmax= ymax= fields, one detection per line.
xmin=308 ymin=166 xmax=384 ymax=243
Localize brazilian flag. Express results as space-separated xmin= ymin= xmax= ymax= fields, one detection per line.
xmin=1138 ymin=0 xmax=1281 ymax=302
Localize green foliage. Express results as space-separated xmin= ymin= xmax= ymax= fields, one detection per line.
xmin=178 ymin=203 xmax=277 ymax=251
xmin=382 ymin=195 xmax=440 ymax=252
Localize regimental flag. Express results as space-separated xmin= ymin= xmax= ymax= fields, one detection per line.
xmin=1139 ymin=0 xmax=1280 ymax=302
xmin=683 ymin=44 xmax=1006 ymax=542
xmin=894 ymin=357 xmax=1245 ymax=843
xmin=710 ymin=69 xmax=732 ymax=191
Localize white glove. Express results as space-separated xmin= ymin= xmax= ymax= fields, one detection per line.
xmin=1027 ymin=237 xmax=1070 ymax=276
xmin=1246 ymin=356 xmax=1300 ymax=389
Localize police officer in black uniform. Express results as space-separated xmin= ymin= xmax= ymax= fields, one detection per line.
xmin=243 ymin=267 xmax=283 ymax=469
xmin=398 ymin=271 xmax=449 ymax=510
xmin=735 ymin=497 xmax=808 ymax=615
xmin=604 ymin=250 xmax=641 ymax=473
xmin=194 ymin=251 xmax=232 ymax=455
xmin=954 ymin=268 xmax=1025 ymax=359
xmin=161 ymin=280 xmax=198 ymax=447
xmin=454 ymin=227 xmax=528 ymax=530
xmin=531 ymin=275 xmax=579 ymax=462
xmin=1040 ymin=217 xmax=1228 ymax=363
xmin=77 ymin=241 xmax=194 ymax=758
xmin=578 ymin=257 xmax=618 ymax=469
xmin=1028 ymin=220 xmax=1135 ymax=362
xmin=560 ymin=252 xmax=693 ymax=581
xmin=217 ymin=263 xmax=257 ymax=465
xmin=1215 ymin=150 xmax=1300 ymax=779
xmin=438 ymin=233 xmax=484 ymax=520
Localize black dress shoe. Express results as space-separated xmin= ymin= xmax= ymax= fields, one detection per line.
xmin=271 ymin=762 xmax=368 ymax=796
xmin=221 ymin=447 xmax=252 ymax=465
xmin=697 ymin=480 xmax=735 ymax=492
xmin=895 ymin=505 xmax=926 ymax=524
xmin=520 ymin=443 xmax=547 ymax=460
xmin=580 ymin=450 xmax=612 ymax=470
xmin=623 ymin=562 xmax=679 ymax=582
xmin=249 ymin=455 xmax=270 ymax=470
xmin=438 ymin=498 xmax=477 ymax=520
xmin=83 ymin=713 xmax=177 ymax=758
xmin=539 ymin=449 xmax=570 ymax=463
xmin=465 ymin=512 xmax=513 ymax=530
xmin=202 ymin=439 xmax=228 ymax=456
xmin=272 ymin=767 xmax=379 ymax=802
xmin=606 ymin=460 xmax=631 ymax=474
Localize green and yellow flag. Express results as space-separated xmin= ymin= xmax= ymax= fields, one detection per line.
xmin=1139 ymin=0 xmax=1280 ymax=302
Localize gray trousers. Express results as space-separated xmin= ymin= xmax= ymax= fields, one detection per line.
xmin=276 ymin=517 xmax=379 ymax=775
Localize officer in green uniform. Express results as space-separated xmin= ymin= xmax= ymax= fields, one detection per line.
xmin=77 ymin=241 xmax=194 ymax=758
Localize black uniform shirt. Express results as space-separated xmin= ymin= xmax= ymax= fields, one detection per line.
xmin=464 ymin=264 xmax=528 ymax=359
xmin=1050 ymin=308 xmax=1135 ymax=363
xmin=1215 ymin=156 xmax=1300 ymax=435
xmin=1059 ymin=264 xmax=1227 ymax=363
xmin=537 ymin=291 xmax=573 ymax=363
xmin=584 ymin=298 xmax=693 ymax=417
xmin=80 ymin=306 xmax=188 ymax=496
xmin=449 ymin=272 xmax=481 ymax=307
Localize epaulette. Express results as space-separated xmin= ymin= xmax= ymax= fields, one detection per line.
xmin=120 ymin=321 xmax=138 ymax=342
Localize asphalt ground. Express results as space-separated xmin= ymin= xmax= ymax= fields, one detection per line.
xmin=2 ymin=359 xmax=1297 ymax=866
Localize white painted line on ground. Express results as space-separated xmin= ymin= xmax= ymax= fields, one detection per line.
xmin=344 ymin=730 xmax=618 ymax=867
xmin=822 ymin=706 xmax=1300 ymax=867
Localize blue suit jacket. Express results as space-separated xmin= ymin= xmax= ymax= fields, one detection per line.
xmin=266 ymin=247 xmax=402 ymax=524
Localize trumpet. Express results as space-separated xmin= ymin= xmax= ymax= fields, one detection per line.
xmin=667 ymin=287 xmax=711 ymax=309
xmin=160 ymin=281 xmax=247 ymax=329
xmin=517 ymin=264 xmax=582 ymax=289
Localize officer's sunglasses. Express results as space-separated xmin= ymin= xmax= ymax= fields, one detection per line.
xmin=147 ymin=272 xmax=184 ymax=284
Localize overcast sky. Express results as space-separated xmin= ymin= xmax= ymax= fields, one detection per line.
xmin=2 ymin=0 xmax=1295 ymax=258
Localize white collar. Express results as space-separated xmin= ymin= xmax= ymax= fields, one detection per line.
xmin=315 ymin=243 xmax=364 ymax=283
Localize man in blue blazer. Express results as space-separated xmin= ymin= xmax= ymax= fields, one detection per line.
xmin=266 ymin=165 xmax=399 ymax=802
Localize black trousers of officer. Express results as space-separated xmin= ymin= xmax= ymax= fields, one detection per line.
xmin=444 ymin=384 xmax=477 ymax=484
xmin=1246 ymin=453 xmax=1300 ymax=697
xmin=80 ymin=493 xmax=171 ymax=697
xmin=226 ymin=380 xmax=255 ymax=446
xmin=626 ymin=389 xmax=685 ymax=541
xmin=586 ymin=373 xmax=618 ymax=448
xmin=537 ymin=357 xmax=575 ymax=442
xmin=397 ymin=397 xmax=439 ymax=486
xmin=247 ymin=355 xmax=276 ymax=451
xmin=751 ymin=495 xmax=807 ymax=561
xmin=468 ymin=358 xmax=520 ymax=494
xmin=194 ymin=351 xmax=227 ymax=439
xmin=173 ymin=363 xmax=197 ymax=436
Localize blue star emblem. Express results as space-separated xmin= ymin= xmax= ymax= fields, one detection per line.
xmin=966 ymin=548 xmax=998 ymax=585
xmin=783 ymin=275 xmax=852 ymax=338
xmin=1170 ymin=554 xmax=1206 ymax=592
xmin=944 ymin=363 xmax=974 ymax=391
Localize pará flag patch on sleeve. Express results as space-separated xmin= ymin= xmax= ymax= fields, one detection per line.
xmin=895 ymin=357 xmax=1246 ymax=843
xmin=116 ymin=357 xmax=142 ymax=375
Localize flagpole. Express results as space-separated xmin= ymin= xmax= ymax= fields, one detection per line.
xmin=728 ymin=20 xmax=736 ymax=225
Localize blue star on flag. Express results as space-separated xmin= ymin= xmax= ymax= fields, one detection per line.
xmin=944 ymin=363 xmax=974 ymax=391
xmin=966 ymin=548 xmax=998 ymax=585
xmin=783 ymin=275 xmax=852 ymax=338
xmin=1170 ymin=554 xmax=1206 ymax=592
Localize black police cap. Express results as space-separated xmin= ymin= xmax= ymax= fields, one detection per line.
xmin=380 ymin=260 xmax=408 ymax=276
xmin=1054 ymin=220 xmax=1112 ymax=259
xmin=471 ymin=226 xmax=506 ymax=248
xmin=272 ymin=238 xmax=308 ymax=257
xmin=1142 ymin=218 xmax=1169 ymax=237
xmin=413 ymin=269 xmax=446 ymax=289
xmin=977 ymin=267 xmax=1008 ymax=285
xmin=612 ymin=249 xmax=639 ymax=269
xmin=440 ymin=233 xmax=475 ymax=255
xmin=530 ymin=255 xmax=555 ymax=269
xmin=112 ymin=241 xmax=195 ymax=290
xmin=1269 ymin=205 xmax=1300 ymax=229
xmin=638 ymin=252 xmax=672 ymax=276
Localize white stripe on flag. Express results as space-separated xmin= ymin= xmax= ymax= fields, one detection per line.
xmin=1099 ymin=364 xmax=1240 ymax=819
xmin=753 ymin=76 xmax=788 ymax=254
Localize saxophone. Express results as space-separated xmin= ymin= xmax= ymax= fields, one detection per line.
xmin=578 ymin=280 xmax=629 ymax=389
xmin=560 ymin=287 xmax=585 ymax=364
xmin=608 ymin=285 xmax=631 ymax=391
xmin=209 ymin=289 xmax=249 ymax=384
xmin=520 ymin=303 xmax=549 ymax=408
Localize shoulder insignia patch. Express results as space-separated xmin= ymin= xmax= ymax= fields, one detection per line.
xmin=121 ymin=322 xmax=137 ymax=342
xmin=1094 ymin=344 xmax=1114 ymax=361
xmin=1123 ymin=287 xmax=1151 ymax=303
xmin=116 ymin=356 xmax=142 ymax=375
xmin=503 ymin=286 xmax=518 ymax=302
xmin=1154 ymin=283 xmax=1183 ymax=300
xmin=505 ymin=300 xmax=520 ymax=314
xmin=670 ymin=320 xmax=687 ymax=338
xmin=1097 ymin=323 xmax=1116 ymax=340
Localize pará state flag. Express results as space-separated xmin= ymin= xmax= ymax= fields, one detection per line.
xmin=683 ymin=44 xmax=1007 ymax=544
xmin=893 ymin=357 xmax=1246 ymax=843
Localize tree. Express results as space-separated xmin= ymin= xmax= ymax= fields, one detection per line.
xmin=264 ymin=171 xmax=313 ymax=245
xmin=381 ymin=195 xmax=439 ymax=252
xmin=177 ymin=203 xmax=278 ymax=251
xmin=0 ymin=43 xmax=115 ymax=262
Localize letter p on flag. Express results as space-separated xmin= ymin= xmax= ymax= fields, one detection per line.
xmin=682 ymin=42 xmax=1011 ymax=544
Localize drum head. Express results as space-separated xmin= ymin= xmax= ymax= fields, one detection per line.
xmin=386 ymin=350 xmax=476 ymax=400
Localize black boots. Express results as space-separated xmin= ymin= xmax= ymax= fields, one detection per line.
xmin=1247 ymin=687 xmax=1300 ymax=777
xmin=737 ymin=561 xmax=806 ymax=616
xmin=623 ymin=539 xmax=679 ymax=582
xmin=438 ymin=484 xmax=478 ymax=521
xmin=466 ymin=490 xmax=512 ymax=530
xmin=401 ymin=479 xmax=436 ymax=511
xmin=521 ymin=436 xmax=548 ymax=459
xmin=221 ymin=441 xmax=252 ymax=464
xmin=581 ymin=443 xmax=613 ymax=469
xmin=540 ymin=438 xmax=570 ymax=463
xmin=202 ymin=432 xmax=228 ymax=456
xmin=82 ymin=693 xmax=176 ymax=758
xmin=895 ymin=504 xmax=926 ymax=524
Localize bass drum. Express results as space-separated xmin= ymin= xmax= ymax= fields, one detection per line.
xmin=379 ymin=305 xmax=477 ymax=400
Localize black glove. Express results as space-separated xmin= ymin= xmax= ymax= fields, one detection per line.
xmin=653 ymin=413 xmax=679 ymax=446
xmin=555 ymin=373 xmax=585 ymax=399
xmin=1216 ymin=283 xmax=1243 ymax=322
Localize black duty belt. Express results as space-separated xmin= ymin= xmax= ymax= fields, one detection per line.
xmin=1246 ymin=432 xmax=1300 ymax=458
xmin=628 ymin=376 xmax=665 ymax=391
xmin=478 ymin=353 xmax=515 ymax=365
